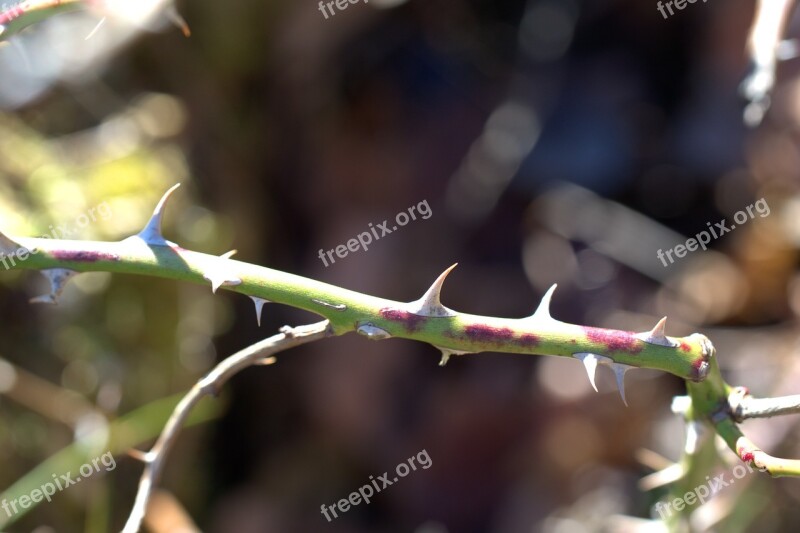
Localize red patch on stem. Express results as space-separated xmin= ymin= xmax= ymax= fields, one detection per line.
xmin=518 ymin=333 xmax=540 ymax=348
xmin=680 ymin=342 xmax=691 ymax=352
xmin=379 ymin=308 xmax=427 ymax=332
xmin=52 ymin=250 xmax=119 ymax=262
xmin=582 ymin=327 xmax=642 ymax=354
xmin=464 ymin=325 xmax=514 ymax=344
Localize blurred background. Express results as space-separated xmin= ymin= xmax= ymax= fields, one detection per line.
xmin=2 ymin=0 xmax=800 ymax=531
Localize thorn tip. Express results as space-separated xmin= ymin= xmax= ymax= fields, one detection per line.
xmin=409 ymin=264 xmax=458 ymax=317
xmin=250 ymin=297 xmax=270 ymax=327
xmin=136 ymin=183 xmax=181 ymax=245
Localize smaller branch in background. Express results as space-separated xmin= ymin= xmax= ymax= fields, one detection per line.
xmin=0 ymin=357 xmax=104 ymax=431
xmin=728 ymin=386 xmax=800 ymax=422
xmin=741 ymin=0 xmax=798 ymax=126
xmin=121 ymin=320 xmax=333 ymax=533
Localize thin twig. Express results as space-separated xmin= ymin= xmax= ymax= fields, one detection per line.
xmin=729 ymin=387 xmax=800 ymax=422
xmin=121 ymin=320 xmax=333 ymax=533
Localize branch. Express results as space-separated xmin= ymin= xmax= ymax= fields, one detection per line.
xmin=741 ymin=0 xmax=798 ymax=126
xmin=729 ymin=387 xmax=800 ymax=421
xmin=0 ymin=185 xmax=714 ymax=407
xmin=121 ymin=320 xmax=333 ymax=533
xmin=686 ymin=361 xmax=800 ymax=478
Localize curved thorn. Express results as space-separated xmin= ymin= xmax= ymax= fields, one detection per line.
xmin=250 ymin=297 xmax=270 ymax=327
xmin=409 ymin=264 xmax=458 ymax=317
xmin=611 ymin=363 xmax=632 ymax=406
xmin=30 ymin=269 xmax=79 ymax=305
xmin=434 ymin=346 xmax=470 ymax=367
xmin=530 ymin=284 xmax=557 ymax=322
xmin=136 ymin=183 xmax=181 ymax=245
xmin=574 ymin=353 xmax=601 ymax=392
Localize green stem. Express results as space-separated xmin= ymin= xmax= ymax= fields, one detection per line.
xmin=6 ymin=234 xmax=711 ymax=381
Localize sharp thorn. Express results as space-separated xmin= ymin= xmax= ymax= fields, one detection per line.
xmin=30 ymin=269 xmax=79 ymax=305
xmin=530 ymin=284 xmax=557 ymax=322
xmin=409 ymin=264 xmax=458 ymax=317
xmin=574 ymin=353 xmax=600 ymax=392
xmin=221 ymin=250 xmax=237 ymax=259
xmin=435 ymin=346 xmax=469 ymax=366
xmin=650 ymin=316 xmax=667 ymax=339
xmin=136 ymin=183 xmax=181 ymax=245
xmin=635 ymin=316 xmax=675 ymax=347
xmin=611 ymin=363 xmax=632 ymax=406
xmin=250 ymin=297 xmax=270 ymax=327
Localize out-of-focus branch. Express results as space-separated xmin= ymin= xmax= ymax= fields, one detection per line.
xmin=0 ymin=356 xmax=103 ymax=430
xmin=741 ymin=0 xmax=798 ymax=126
xmin=121 ymin=320 xmax=333 ymax=533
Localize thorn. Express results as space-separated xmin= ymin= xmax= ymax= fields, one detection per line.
xmin=530 ymin=284 xmax=558 ymax=323
xmin=574 ymin=353 xmax=600 ymax=392
xmin=135 ymin=183 xmax=181 ymax=245
xmin=127 ymin=449 xmax=153 ymax=463
xmin=255 ymin=356 xmax=277 ymax=366
xmin=650 ymin=316 xmax=667 ymax=339
xmin=30 ymin=269 xmax=79 ymax=305
xmin=202 ymin=250 xmax=242 ymax=293
xmin=408 ymin=264 xmax=458 ymax=317
xmin=85 ymin=17 xmax=106 ymax=40
xmin=635 ymin=316 xmax=675 ymax=347
xmin=611 ymin=363 xmax=632 ymax=406
xmin=166 ymin=5 xmax=191 ymax=37
xmin=435 ymin=346 xmax=470 ymax=367
xmin=250 ymin=297 xmax=270 ymax=327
